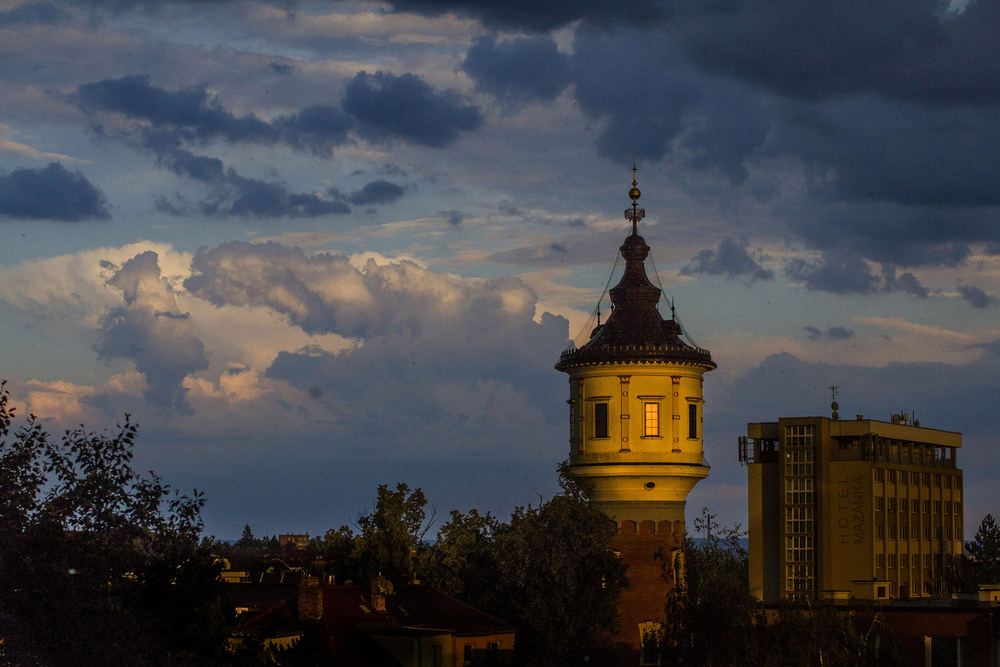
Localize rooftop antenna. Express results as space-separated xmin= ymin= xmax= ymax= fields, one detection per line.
xmin=829 ymin=385 xmax=839 ymax=421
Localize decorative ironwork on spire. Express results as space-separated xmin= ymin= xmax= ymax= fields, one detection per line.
xmin=625 ymin=150 xmax=645 ymax=235
xmin=555 ymin=158 xmax=715 ymax=372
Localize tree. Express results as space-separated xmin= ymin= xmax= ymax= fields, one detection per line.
xmin=658 ymin=509 xmax=876 ymax=666
xmin=353 ymin=482 xmax=434 ymax=586
xmin=967 ymin=513 xmax=1000 ymax=584
xmin=422 ymin=508 xmax=498 ymax=601
xmin=660 ymin=511 xmax=761 ymax=666
xmin=0 ymin=382 xmax=229 ymax=666
xmin=235 ymin=524 xmax=260 ymax=549
xmin=424 ymin=465 xmax=627 ymax=665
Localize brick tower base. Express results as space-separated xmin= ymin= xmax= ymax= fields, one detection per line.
xmin=611 ymin=519 xmax=685 ymax=658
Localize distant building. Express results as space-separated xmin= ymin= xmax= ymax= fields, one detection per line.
xmin=555 ymin=169 xmax=715 ymax=649
xmin=740 ymin=414 xmax=964 ymax=602
xmin=278 ymin=533 xmax=310 ymax=549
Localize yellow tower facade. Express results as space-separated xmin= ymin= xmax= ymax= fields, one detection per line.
xmin=555 ymin=173 xmax=715 ymax=650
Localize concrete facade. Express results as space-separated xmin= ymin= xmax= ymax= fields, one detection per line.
xmin=742 ymin=415 xmax=964 ymax=602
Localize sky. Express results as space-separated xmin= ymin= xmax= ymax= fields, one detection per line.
xmin=1 ymin=0 xmax=999 ymax=540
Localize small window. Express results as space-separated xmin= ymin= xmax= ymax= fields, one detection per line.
xmin=688 ymin=403 xmax=698 ymax=439
xmin=644 ymin=402 xmax=659 ymax=436
xmin=463 ymin=645 xmax=473 ymax=663
xmin=594 ymin=402 xmax=609 ymax=438
xmin=888 ymin=469 xmax=897 ymax=484
xmin=875 ymin=554 xmax=885 ymax=569
xmin=874 ymin=468 xmax=884 ymax=483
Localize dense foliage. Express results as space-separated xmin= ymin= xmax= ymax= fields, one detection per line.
xmin=659 ymin=509 xmax=876 ymax=667
xmin=309 ymin=470 xmax=627 ymax=665
xmin=0 ymin=382 xmax=229 ymax=666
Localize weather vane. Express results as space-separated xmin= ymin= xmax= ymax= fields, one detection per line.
xmin=625 ymin=147 xmax=645 ymax=233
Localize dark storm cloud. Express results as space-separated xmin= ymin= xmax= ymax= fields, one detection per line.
xmin=153 ymin=143 xmax=350 ymax=218
xmin=881 ymin=266 xmax=929 ymax=299
xmin=75 ymin=72 xmax=480 ymax=160
xmin=571 ymin=26 xmax=771 ymax=182
xmin=275 ymin=105 xmax=354 ymax=156
xmin=345 ymin=180 xmax=407 ymax=206
xmin=381 ymin=0 xmax=668 ymax=32
xmin=785 ymin=252 xmax=880 ymax=295
xmin=681 ymin=237 xmax=773 ymax=282
xmin=0 ymin=1 xmax=70 ymax=25
xmin=96 ymin=251 xmax=208 ymax=413
xmin=461 ymin=34 xmax=571 ymax=109
xmin=773 ymin=98 xmax=1000 ymax=208
xmin=560 ymin=14 xmax=1000 ymax=272
xmin=804 ymin=326 xmax=856 ymax=341
xmin=788 ymin=204 xmax=986 ymax=270
xmin=74 ymin=75 xmax=280 ymax=145
xmin=784 ymin=251 xmax=932 ymax=297
xmin=677 ymin=0 xmax=1000 ymax=105
xmin=0 ymin=162 xmax=110 ymax=222
xmin=959 ymin=284 xmax=994 ymax=308
xmin=343 ymin=71 xmax=481 ymax=148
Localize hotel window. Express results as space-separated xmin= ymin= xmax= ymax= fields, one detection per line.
xmin=888 ymin=469 xmax=897 ymax=484
xmin=922 ymin=472 xmax=930 ymax=486
xmin=944 ymin=501 xmax=952 ymax=514
xmin=594 ymin=402 xmax=609 ymax=438
xmin=924 ymin=553 xmax=932 ymax=567
xmin=688 ymin=403 xmax=698 ymax=439
xmin=643 ymin=402 xmax=659 ymax=437
xmin=874 ymin=468 xmax=884 ymax=483
xmin=934 ymin=501 xmax=942 ymax=513
xmin=923 ymin=500 xmax=930 ymax=514
xmin=887 ymin=554 xmax=897 ymax=569
xmin=911 ymin=472 xmax=920 ymax=484
xmin=924 ymin=526 xmax=932 ymax=541
xmin=875 ymin=497 xmax=884 ymax=511
xmin=888 ymin=525 xmax=896 ymax=540
xmin=933 ymin=474 xmax=941 ymax=487
xmin=875 ymin=554 xmax=885 ymax=569
xmin=875 ymin=525 xmax=884 ymax=540
xmin=911 ymin=499 xmax=919 ymax=513
xmin=887 ymin=497 xmax=896 ymax=512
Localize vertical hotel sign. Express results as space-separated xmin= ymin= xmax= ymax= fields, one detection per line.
xmin=829 ymin=464 xmax=869 ymax=580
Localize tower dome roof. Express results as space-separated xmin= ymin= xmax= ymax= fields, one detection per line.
xmin=555 ymin=172 xmax=715 ymax=372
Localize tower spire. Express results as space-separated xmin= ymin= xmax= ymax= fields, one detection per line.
xmin=626 ymin=149 xmax=645 ymax=235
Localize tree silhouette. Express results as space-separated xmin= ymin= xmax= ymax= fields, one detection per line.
xmin=0 ymin=382 xmax=228 ymax=665
xmin=967 ymin=514 xmax=1000 ymax=584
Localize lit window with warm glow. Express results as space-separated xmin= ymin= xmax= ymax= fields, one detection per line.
xmin=644 ymin=402 xmax=659 ymax=436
